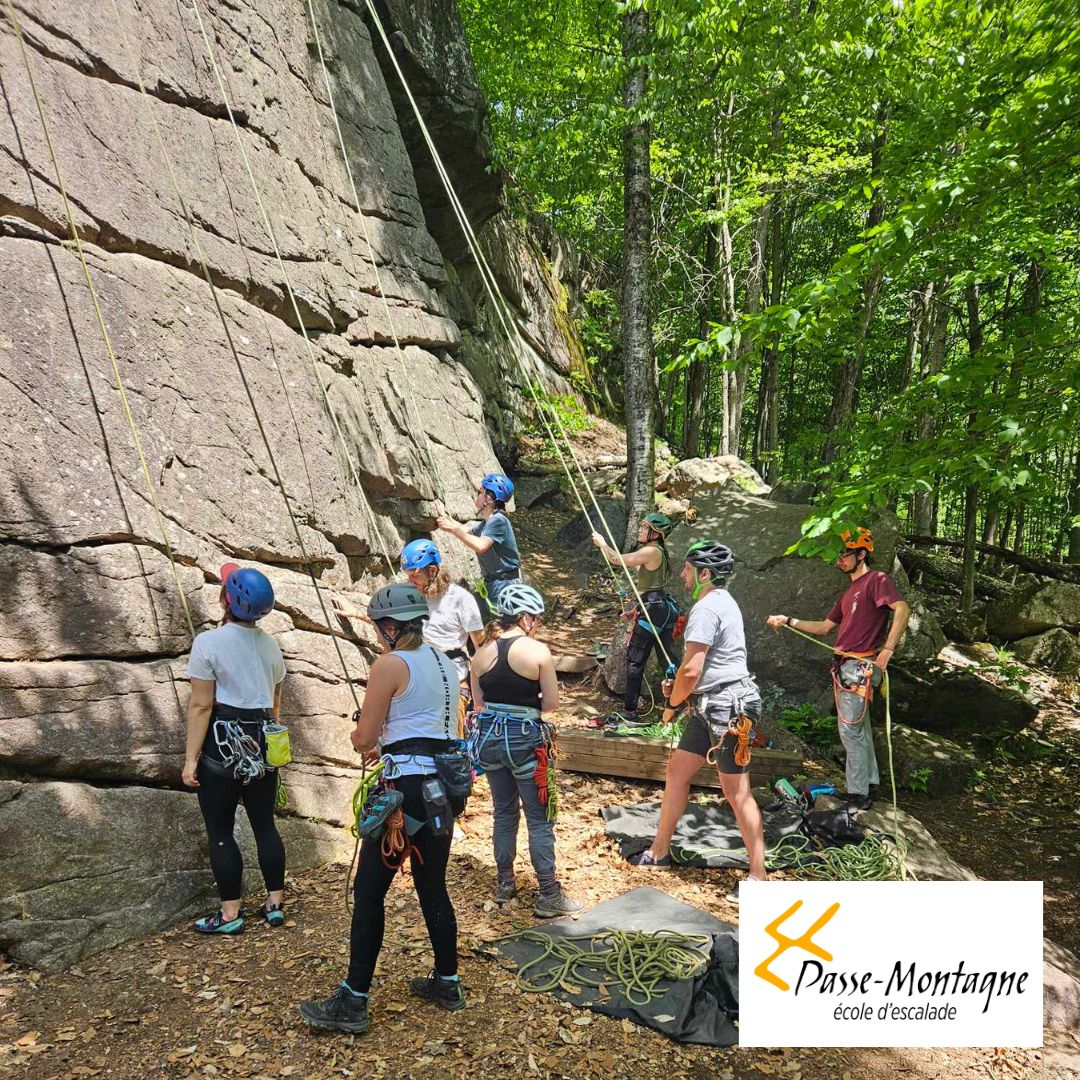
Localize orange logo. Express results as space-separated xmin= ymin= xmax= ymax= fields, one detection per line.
xmin=755 ymin=900 xmax=840 ymax=991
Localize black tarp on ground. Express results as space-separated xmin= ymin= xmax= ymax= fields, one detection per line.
xmin=491 ymin=886 xmax=739 ymax=1046
xmin=602 ymin=799 xmax=862 ymax=867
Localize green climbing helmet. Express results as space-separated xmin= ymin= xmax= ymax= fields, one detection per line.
xmin=367 ymin=583 xmax=429 ymax=623
xmin=642 ymin=511 xmax=675 ymax=539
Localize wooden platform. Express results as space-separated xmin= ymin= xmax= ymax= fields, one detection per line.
xmin=557 ymin=726 xmax=802 ymax=791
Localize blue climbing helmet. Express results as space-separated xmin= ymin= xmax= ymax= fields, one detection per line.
xmin=480 ymin=471 xmax=514 ymax=504
xmin=400 ymin=538 xmax=442 ymax=571
xmin=222 ymin=564 xmax=275 ymax=622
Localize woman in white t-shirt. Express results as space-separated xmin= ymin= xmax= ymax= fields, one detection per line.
xmin=335 ymin=539 xmax=483 ymax=733
xmin=182 ymin=563 xmax=286 ymax=935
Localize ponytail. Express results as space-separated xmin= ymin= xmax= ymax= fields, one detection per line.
xmin=478 ymin=614 xmax=519 ymax=647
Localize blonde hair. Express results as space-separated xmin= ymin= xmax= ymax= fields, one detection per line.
xmin=478 ymin=614 xmax=524 ymax=647
xmin=420 ymin=567 xmax=451 ymax=597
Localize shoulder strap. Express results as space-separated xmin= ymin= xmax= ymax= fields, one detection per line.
xmin=428 ymin=645 xmax=454 ymax=739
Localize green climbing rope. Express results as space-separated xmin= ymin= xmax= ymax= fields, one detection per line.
xmin=795 ymin=833 xmax=911 ymax=882
xmin=514 ymin=929 xmax=713 ymax=1006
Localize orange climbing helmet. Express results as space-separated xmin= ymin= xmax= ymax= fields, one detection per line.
xmin=840 ymin=527 xmax=874 ymax=554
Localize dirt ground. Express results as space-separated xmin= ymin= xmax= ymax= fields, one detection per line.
xmin=2 ymin=507 xmax=1078 ymax=1079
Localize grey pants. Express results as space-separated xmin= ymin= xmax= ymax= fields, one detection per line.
xmin=475 ymin=717 xmax=556 ymax=890
xmin=834 ymin=660 xmax=881 ymax=795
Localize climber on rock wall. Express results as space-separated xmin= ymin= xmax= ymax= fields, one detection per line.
xmin=435 ymin=472 xmax=521 ymax=619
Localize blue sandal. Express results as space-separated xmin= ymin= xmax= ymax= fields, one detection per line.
xmin=193 ymin=909 xmax=245 ymax=935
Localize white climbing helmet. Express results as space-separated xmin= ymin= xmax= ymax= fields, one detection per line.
xmin=494 ymin=582 xmax=545 ymax=618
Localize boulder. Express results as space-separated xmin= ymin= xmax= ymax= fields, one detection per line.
xmin=987 ymin=580 xmax=1080 ymax=640
xmin=768 ymin=479 xmax=817 ymax=504
xmin=1011 ymin=627 xmax=1080 ymax=674
xmin=514 ymin=474 xmax=567 ymax=510
xmin=0 ymin=779 xmax=352 ymax=971
xmin=673 ymin=489 xmax=913 ymax=712
xmin=556 ymin=497 xmax=627 ymax=553
xmin=888 ymin=659 xmax=1038 ymax=737
xmin=871 ymin=723 xmax=976 ymax=796
xmin=657 ymin=455 xmax=770 ymax=501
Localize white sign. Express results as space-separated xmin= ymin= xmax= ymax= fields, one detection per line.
xmin=738 ymin=881 xmax=1043 ymax=1047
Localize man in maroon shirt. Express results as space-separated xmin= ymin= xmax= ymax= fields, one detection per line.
xmin=766 ymin=528 xmax=910 ymax=809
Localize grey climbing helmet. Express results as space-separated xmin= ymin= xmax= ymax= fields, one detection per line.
xmin=366 ymin=583 xmax=429 ymax=623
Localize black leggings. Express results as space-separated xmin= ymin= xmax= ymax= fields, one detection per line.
xmin=347 ymin=774 xmax=457 ymax=993
xmin=196 ymin=761 xmax=285 ymax=901
xmin=625 ymin=601 xmax=677 ymax=711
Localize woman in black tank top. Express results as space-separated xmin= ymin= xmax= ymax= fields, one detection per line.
xmin=478 ymin=636 xmax=542 ymax=709
xmin=469 ymin=584 xmax=582 ymax=919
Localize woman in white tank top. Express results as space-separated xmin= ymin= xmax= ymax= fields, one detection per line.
xmin=300 ymin=584 xmax=464 ymax=1034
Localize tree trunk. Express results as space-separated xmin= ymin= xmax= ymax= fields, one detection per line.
xmin=755 ymin=186 xmax=783 ymax=482
xmin=959 ymin=282 xmax=984 ymax=616
xmin=912 ymin=280 xmax=951 ymax=534
xmin=821 ymin=108 xmax=889 ymax=464
xmin=683 ymin=189 xmax=718 ymax=457
xmin=620 ymin=3 xmax=655 ymax=548
xmin=731 ymin=201 xmax=768 ymax=458
xmin=897 ymin=547 xmax=1014 ymax=601
xmin=1067 ymin=446 xmax=1080 ymax=564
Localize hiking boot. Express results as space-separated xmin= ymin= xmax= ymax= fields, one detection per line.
xmin=260 ymin=902 xmax=285 ymax=928
xmin=493 ymin=878 xmax=517 ymax=905
xmin=299 ymin=984 xmax=371 ymax=1034
xmin=534 ymin=886 xmax=584 ymax=919
xmin=193 ymin=909 xmax=244 ymax=935
xmin=630 ymin=849 xmax=672 ymax=868
xmin=409 ymin=969 xmax=466 ymax=1012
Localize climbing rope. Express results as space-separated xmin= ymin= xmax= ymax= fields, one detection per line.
xmin=303 ymin=0 xmax=450 ymax=509
xmin=103 ymin=0 xmax=366 ymax=714
xmin=776 ymin=622 xmax=908 ymax=879
xmin=3 ymin=0 xmax=195 ymax=640
xmin=795 ymin=833 xmax=911 ymax=882
xmin=362 ymin=0 xmax=675 ymax=672
xmin=182 ymin=0 xmax=398 ymax=577
xmin=513 ymin=930 xmax=712 ymax=1006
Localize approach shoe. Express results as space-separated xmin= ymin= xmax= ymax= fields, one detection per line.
xmin=299 ymin=984 xmax=371 ymax=1034
xmin=260 ymin=902 xmax=286 ymax=928
xmin=409 ymin=969 xmax=466 ymax=1012
xmin=533 ymin=886 xmax=584 ymax=919
xmin=493 ymin=878 xmax=517 ymax=905
xmin=193 ymin=910 xmax=244 ymax=935
xmin=630 ymin=850 xmax=672 ymax=868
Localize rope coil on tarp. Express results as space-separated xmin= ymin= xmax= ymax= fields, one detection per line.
xmin=512 ymin=929 xmax=713 ymax=1006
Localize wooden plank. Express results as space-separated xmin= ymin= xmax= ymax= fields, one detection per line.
xmin=555 ymin=727 xmax=802 ymax=790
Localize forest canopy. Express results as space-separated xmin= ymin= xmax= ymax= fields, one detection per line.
xmin=458 ymin=0 xmax=1080 ymax=568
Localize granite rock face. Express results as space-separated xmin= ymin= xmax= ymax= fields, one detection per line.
xmin=0 ymin=0 xmax=580 ymax=968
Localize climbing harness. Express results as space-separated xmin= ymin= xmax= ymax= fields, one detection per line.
xmin=213 ymin=719 xmax=268 ymax=784
xmin=774 ymin=622 xmax=908 ymax=878
xmin=512 ymin=929 xmax=712 ymax=1006
xmin=831 ymin=655 xmax=879 ymax=726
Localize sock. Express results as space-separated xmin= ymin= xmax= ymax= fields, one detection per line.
xmin=341 ymin=981 xmax=368 ymax=999
xmin=437 ymin=973 xmax=460 ymax=983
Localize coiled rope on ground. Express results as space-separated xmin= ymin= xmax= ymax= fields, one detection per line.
xmin=514 ymin=929 xmax=713 ymax=1006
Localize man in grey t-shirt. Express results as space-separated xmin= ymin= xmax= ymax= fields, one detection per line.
xmin=632 ymin=540 xmax=766 ymax=899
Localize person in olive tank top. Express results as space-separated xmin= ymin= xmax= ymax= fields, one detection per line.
xmin=591 ymin=512 xmax=679 ymax=725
